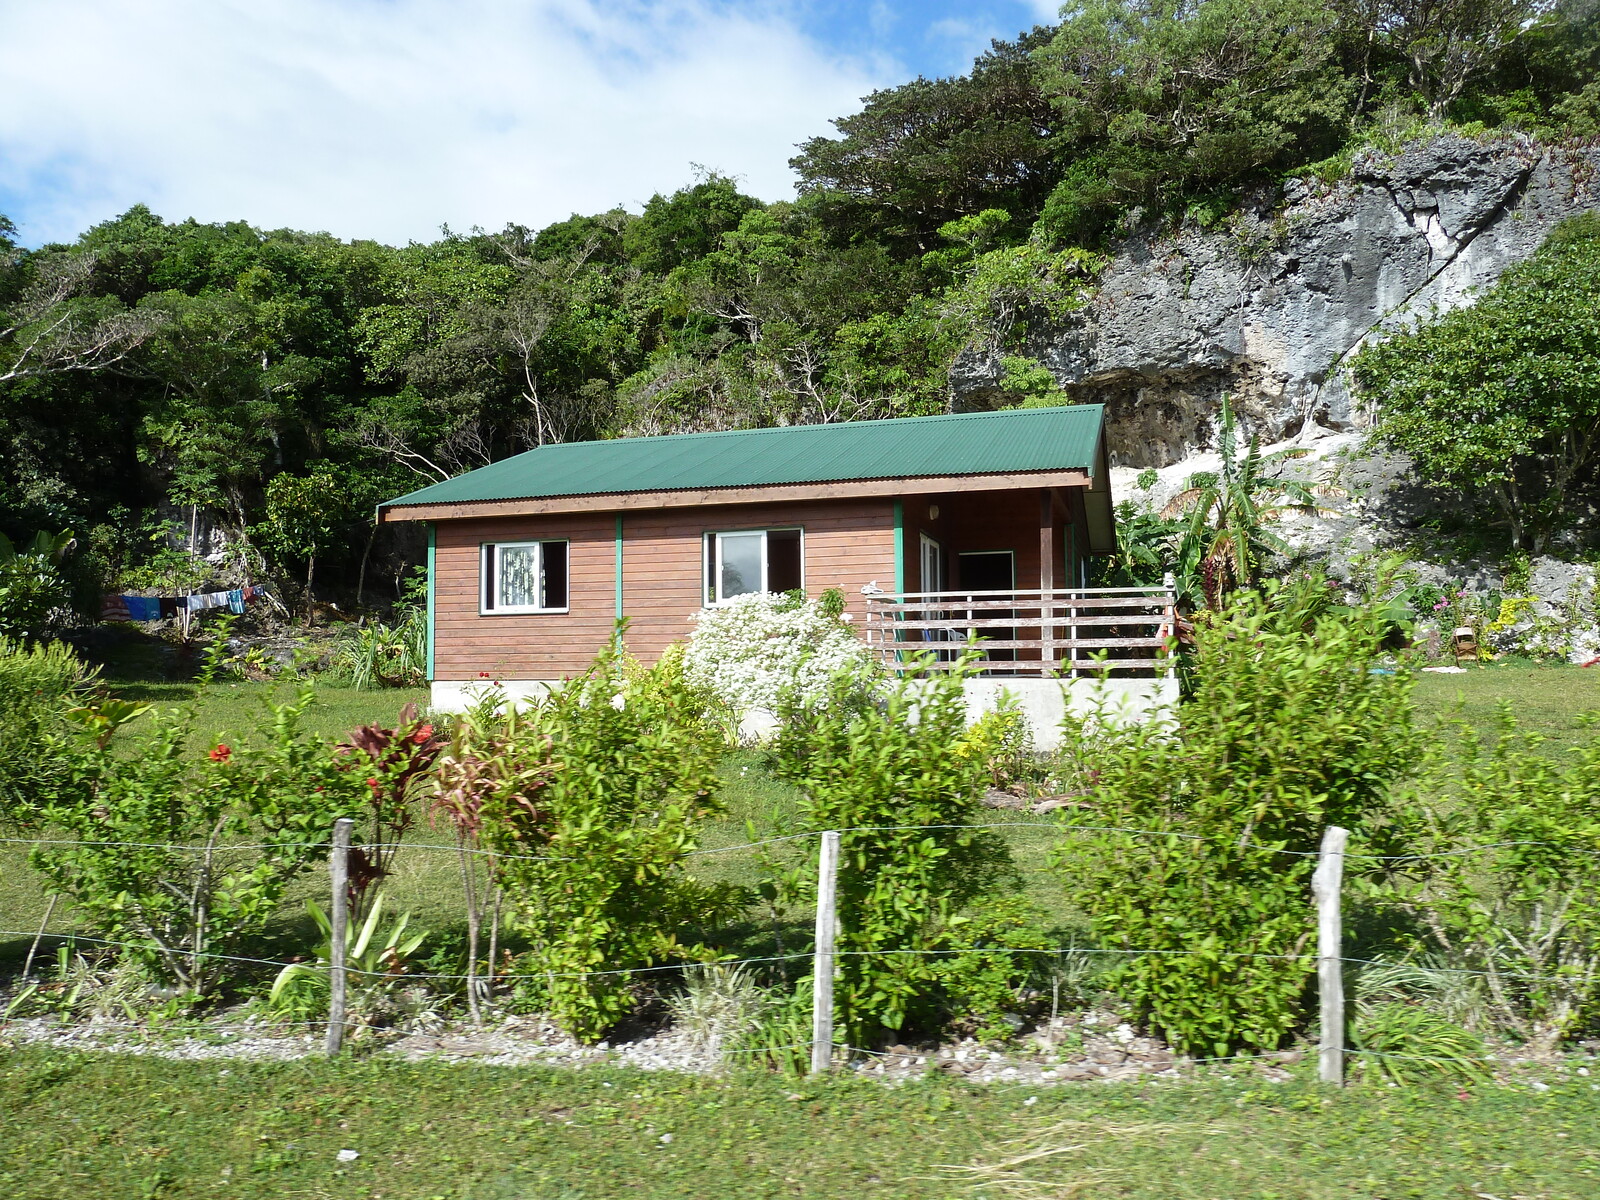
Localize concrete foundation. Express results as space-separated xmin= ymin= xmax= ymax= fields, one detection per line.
xmin=957 ymin=676 xmax=1178 ymax=749
xmin=430 ymin=679 xmax=563 ymax=712
xmin=431 ymin=675 xmax=1177 ymax=748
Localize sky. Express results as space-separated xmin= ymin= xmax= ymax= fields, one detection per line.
xmin=0 ymin=0 xmax=1060 ymax=248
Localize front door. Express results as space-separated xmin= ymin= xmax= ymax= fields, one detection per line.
xmin=919 ymin=534 xmax=945 ymax=594
xmin=958 ymin=550 xmax=1015 ymax=663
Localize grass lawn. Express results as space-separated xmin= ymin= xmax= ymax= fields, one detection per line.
xmin=1411 ymin=661 xmax=1600 ymax=753
xmin=2 ymin=1048 xmax=1597 ymax=1199
xmin=109 ymin=679 xmax=433 ymax=747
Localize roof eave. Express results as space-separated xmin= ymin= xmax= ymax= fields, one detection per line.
xmin=378 ymin=467 xmax=1097 ymax=523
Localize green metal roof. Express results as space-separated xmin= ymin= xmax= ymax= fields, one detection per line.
xmin=382 ymin=404 xmax=1106 ymax=509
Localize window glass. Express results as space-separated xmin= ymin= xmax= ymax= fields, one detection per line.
xmin=718 ymin=531 xmax=765 ymax=600
xmin=482 ymin=541 xmax=569 ymax=611
xmin=541 ymin=540 xmax=568 ymax=609
xmin=707 ymin=528 xmax=804 ymax=603
xmin=767 ymin=529 xmax=802 ymax=593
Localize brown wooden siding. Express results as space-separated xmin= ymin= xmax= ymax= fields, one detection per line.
xmin=432 ymin=499 xmax=896 ymax=680
xmin=620 ymin=499 xmax=896 ymax=663
xmin=433 ymin=513 xmax=617 ymax=682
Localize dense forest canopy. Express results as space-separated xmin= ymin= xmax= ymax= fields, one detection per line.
xmin=2 ymin=0 xmax=1597 ymax=611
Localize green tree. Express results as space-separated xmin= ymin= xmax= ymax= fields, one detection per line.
xmin=623 ymin=173 xmax=762 ymax=275
xmin=254 ymin=469 xmax=350 ymax=610
xmin=1345 ymin=0 xmax=1559 ymax=120
xmin=1353 ymin=213 xmax=1600 ymax=552
xmin=1033 ymin=0 xmax=1351 ymax=243
xmin=792 ymin=29 xmax=1062 ymax=253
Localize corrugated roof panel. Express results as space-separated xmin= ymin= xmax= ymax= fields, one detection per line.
xmin=381 ymin=404 xmax=1104 ymax=508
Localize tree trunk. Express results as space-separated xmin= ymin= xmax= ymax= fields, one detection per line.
xmin=355 ymin=521 xmax=378 ymax=609
xmin=1491 ymin=480 xmax=1527 ymax=554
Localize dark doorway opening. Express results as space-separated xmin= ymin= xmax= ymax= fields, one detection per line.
xmin=958 ymin=551 xmax=1015 ymax=663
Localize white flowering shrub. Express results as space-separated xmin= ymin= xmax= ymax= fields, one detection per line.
xmin=684 ymin=590 xmax=873 ymax=721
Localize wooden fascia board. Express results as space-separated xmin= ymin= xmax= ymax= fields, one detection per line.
xmin=378 ymin=469 xmax=1095 ymax=524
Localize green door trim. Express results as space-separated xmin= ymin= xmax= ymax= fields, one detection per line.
xmin=892 ymin=499 xmax=905 ymax=596
xmin=425 ymin=523 xmax=436 ymax=682
xmin=615 ymin=514 xmax=625 ymax=620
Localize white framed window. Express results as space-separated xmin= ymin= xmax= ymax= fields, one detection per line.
xmin=481 ymin=540 xmax=569 ymax=613
xmin=702 ymin=527 xmax=803 ymax=605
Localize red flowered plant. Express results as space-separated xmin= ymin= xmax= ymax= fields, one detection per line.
xmin=208 ymin=743 xmax=232 ymax=763
xmin=335 ymin=702 xmax=445 ymax=915
xmin=427 ymin=705 xmax=556 ymax=1020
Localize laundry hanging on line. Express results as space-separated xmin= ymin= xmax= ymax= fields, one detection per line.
xmin=99 ymin=584 xmax=270 ymax=623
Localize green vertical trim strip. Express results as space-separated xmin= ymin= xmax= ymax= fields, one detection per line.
xmin=892 ymin=499 xmax=905 ymax=595
xmin=425 ymin=523 xmax=436 ymax=682
xmin=615 ymin=514 xmax=624 ymax=619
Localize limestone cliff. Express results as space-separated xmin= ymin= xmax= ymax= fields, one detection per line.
xmin=952 ymin=133 xmax=1600 ymax=469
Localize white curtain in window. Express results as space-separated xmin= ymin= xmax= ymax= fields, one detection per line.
xmin=499 ymin=544 xmax=541 ymax=608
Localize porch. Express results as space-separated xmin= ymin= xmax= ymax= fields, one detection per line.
xmin=862 ymin=586 xmax=1178 ymax=677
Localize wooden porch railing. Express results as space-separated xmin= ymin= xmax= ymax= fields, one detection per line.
xmin=862 ymin=586 xmax=1178 ymax=677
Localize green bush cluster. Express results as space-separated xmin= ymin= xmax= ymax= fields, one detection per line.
xmin=5 ymin=594 xmax=1600 ymax=1069
xmin=0 ymin=634 xmax=97 ymax=831
xmin=472 ymin=642 xmax=737 ymax=1041
xmin=1386 ymin=707 xmax=1600 ymax=1053
xmin=24 ymin=674 xmax=355 ymax=996
xmin=0 ymin=530 xmax=73 ymax=641
xmin=771 ymin=656 xmax=1041 ymax=1045
xmin=1052 ymin=583 xmax=1420 ymax=1056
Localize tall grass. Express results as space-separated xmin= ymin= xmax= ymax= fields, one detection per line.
xmin=331 ymin=605 xmax=427 ymax=689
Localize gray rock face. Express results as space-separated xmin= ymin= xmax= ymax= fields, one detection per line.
xmin=952 ymin=134 xmax=1600 ymax=468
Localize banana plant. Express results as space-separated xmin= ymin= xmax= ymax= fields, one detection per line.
xmin=0 ymin=529 xmax=74 ymax=563
xmin=1161 ymin=395 xmax=1341 ymax=607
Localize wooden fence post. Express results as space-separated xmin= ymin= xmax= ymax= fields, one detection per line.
xmin=810 ymin=830 xmax=841 ymax=1076
xmin=1312 ymin=825 xmax=1349 ymax=1084
xmin=326 ymin=817 xmax=354 ymax=1057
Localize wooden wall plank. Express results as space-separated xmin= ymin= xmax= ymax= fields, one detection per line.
xmin=431 ymin=500 xmax=896 ymax=680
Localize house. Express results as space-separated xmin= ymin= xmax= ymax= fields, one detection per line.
xmin=378 ymin=404 xmax=1177 ymax=742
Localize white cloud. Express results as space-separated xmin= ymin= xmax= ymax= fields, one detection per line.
xmin=0 ymin=0 xmax=883 ymax=246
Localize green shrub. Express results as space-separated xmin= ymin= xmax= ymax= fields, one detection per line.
xmin=1386 ymin=706 xmax=1600 ymax=1052
xmin=268 ymin=892 xmax=429 ymax=1026
xmin=1052 ymin=585 xmax=1419 ymax=1056
xmin=1352 ymin=1002 xmax=1492 ymax=1086
xmin=331 ymin=605 xmax=428 ymax=689
xmin=924 ymin=895 xmax=1056 ymax=1042
xmin=0 ymin=635 xmax=100 ymax=831
xmin=0 ymin=530 xmax=73 ymax=639
xmin=770 ymin=654 xmax=1021 ymax=1045
xmin=459 ymin=636 xmax=733 ymax=1041
xmin=26 ymin=652 xmax=354 ymax=998
xmin=952 ymin=697 xmax=1034 ymax=791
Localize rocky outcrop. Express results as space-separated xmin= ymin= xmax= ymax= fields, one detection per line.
xmin=952 ymin=134 xmax=1600 ymax=468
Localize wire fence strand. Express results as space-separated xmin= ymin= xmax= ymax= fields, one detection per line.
xmin=8 ymin=826 xmax=1597 ymax=863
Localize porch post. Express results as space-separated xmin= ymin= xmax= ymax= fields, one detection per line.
xmin=1039 ymin=489 xmax=1055 ymax=677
